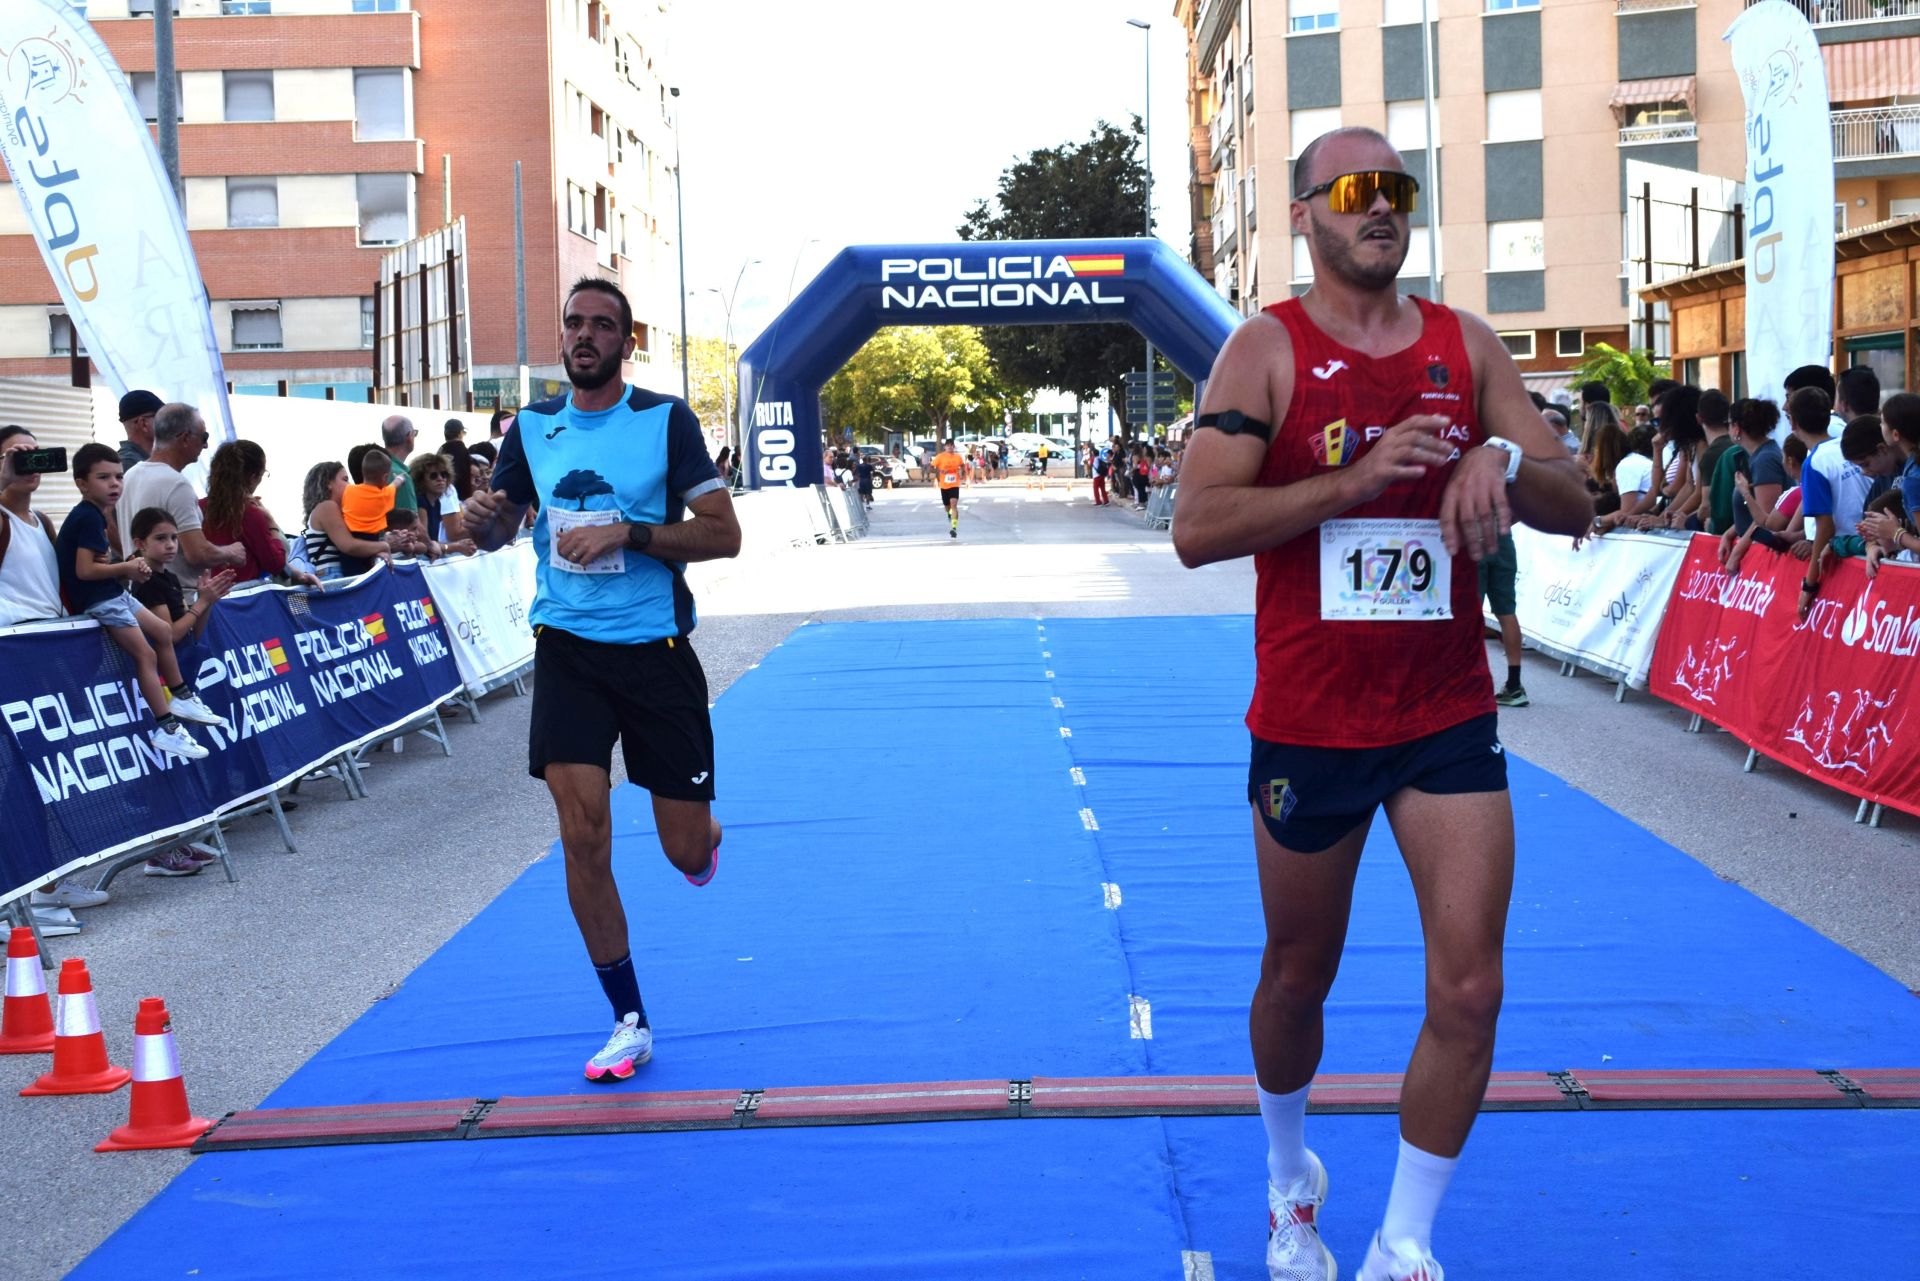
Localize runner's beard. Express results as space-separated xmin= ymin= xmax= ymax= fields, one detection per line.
xmin=1308 ymin=211 xmax=1408 ymax=292
xmin=568 ymin=346 xmax=622 ymax=391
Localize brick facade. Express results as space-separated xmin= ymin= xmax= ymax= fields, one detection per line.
xmin=0 ymin=5 xmax=667 ymax=396
xmin=412 ymin=0 xmax=562 ymax=370
xmin=175 ymin=124 xmax=422 ymax=178
xmin=96 ymin=13 xmax=418 ymax=73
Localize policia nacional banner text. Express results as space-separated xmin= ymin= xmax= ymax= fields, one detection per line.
xmin=0 ymin=563 xmax=461 ymax=901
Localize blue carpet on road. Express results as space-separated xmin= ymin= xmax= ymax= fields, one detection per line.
xmin=72 ymin=617 xmax=1920 ymax=1280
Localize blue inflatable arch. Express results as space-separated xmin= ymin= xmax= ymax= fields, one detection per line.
xmin=735 ymin=238 xmax=1243 ymax=489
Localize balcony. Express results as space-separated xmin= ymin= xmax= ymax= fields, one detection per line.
xmin=1751 ymin=0 xmax=1920 ymax=22
xmin=1210 ymin=106 xmax=1234 ymax=161
xmin=1832 ymin=103 xmax=1920 ymax=158
xmin=1619 ymin=121 xmax=1699 ymax=145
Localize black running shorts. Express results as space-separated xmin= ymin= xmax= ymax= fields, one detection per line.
xmin=529 ymin=626 xmax=716 ymax=801
xmin=1246 ymin=713 xmax=1506 ymax=853
xmin=940 ymin=487 xmax=960 ymax=509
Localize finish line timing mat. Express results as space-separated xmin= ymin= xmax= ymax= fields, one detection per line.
xmin=74 ymin=618 xmax=1920 ymax=1280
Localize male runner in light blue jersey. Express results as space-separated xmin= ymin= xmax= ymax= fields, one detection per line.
xmin=465 ymin=277 xmax=741 ymax=1082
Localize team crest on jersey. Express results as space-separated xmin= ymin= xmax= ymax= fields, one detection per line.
xmin=1260 ymin=778 xmax=1298 ymax=824
xmin=1310 ymin=419 xmax=1359 ymax=467
xmin=1427 ymin=362 xmax=1450 ymax=388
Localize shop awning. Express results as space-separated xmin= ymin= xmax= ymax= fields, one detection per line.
xmin=1609 ymin=76 xmax=1697 ymax=120
xmin=1825 ymin=36 xmax=1920 ymax=103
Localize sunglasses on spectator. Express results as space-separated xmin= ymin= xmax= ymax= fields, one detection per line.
xmin=1294 ymin=170 xmax=1420 ymax=215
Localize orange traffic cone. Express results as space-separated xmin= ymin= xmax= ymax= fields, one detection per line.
xmin=20 ymin=958 xmax=129 ymax=1095
xmin=0 ymin=927 xmax=54 ymax=1055
xmin=95 ymin=998 xmax=212 ymax=1151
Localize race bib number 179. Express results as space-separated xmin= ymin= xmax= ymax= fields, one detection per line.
xmin=1319 ymin=518 xmax=1451 ymax=621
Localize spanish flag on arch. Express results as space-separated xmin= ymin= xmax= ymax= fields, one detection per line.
xmin=1064 ymin=254 xmax=1125 ymax=276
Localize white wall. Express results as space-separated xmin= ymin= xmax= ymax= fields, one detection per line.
xmin=0 ymin=306 xmax=49 ymax=359
xmin=85 ymin=389 xmax=493 ymax=534
xmin=274 ymin=68 xmax=356 ymax=122
xmin=278 ymin=174 xmax=359 ymax=228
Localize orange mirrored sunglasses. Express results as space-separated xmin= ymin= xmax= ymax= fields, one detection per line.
xmin=1294 ymin=170 xmax=1420 ymax=215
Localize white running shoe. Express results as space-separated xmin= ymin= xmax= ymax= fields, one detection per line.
xmin=31 ymin=879 xmax=108 ymax=909
xmin=1267 ymin=1150 xmax=1336 ymax=1281
xmin=151 ymin=722 xmax=209 ymax=761
xmin=1356 ymin=1233 xmax=1444 ymax=1281
xmin=583 ymin=1012 xmax=652 ymax=1083
xmin=167 ymin=691 xmax=231 ymax=733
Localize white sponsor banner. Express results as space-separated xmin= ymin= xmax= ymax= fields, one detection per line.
xmin=1725 ymin=2 xmax=1833 ymax=404
xmin=419 ymin=541 xmax=536 ymax=694
xmin=0 ymin=5 xmax=234 ymax=440
xmin=1490 ymin=526 xmax=1691 ymax=689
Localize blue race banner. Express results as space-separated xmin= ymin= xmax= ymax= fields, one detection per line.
xmin=736 ymin=238 xmax=1241 ymax=489
xmin=0 ymin=563 xmax=460 ymax=900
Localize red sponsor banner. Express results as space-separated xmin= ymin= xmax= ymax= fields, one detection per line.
xmin=1651 ymin=535 xmax=1920 ymax=816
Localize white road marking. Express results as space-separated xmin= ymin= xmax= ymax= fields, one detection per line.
xmin=1182 ymin=1251 xmax=1215 ymax=1281
xmin=1102 ymin=882 xmax=1122 ymax=909
xmin=1069 ymin=766 xmax=1086 ymax=786
xmin=1079 ymin=807 xmax=1098 ymax=830
xmin=1129 ymin=995 xmax=1153 ymax=1039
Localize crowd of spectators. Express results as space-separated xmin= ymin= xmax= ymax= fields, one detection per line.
xmin=1564 ymin=359 xmax=1919 ymax=619
xmin=0 ymin=398 xmax=499 ymax=931
xmin=1085 ymin=440 xmax=1182 ymax=509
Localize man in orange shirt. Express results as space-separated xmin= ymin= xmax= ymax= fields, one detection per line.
xmin=931 ymin=438 xmax=966 ymax=539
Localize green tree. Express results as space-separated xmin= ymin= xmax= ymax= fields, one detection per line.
xmin=821 ymin=326 xmax=1025 ymax=443
xmin=958 ymin=119 xmax=1151 ymax=416
xmin=1570 ymin=343 xmax=1670 ymax=410
xmin=672 ymin=334 xmax=737 ymax=435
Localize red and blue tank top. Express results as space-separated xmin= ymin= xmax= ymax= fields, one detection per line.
xmin=1246 ymin=295 xmax=1495 ymax=748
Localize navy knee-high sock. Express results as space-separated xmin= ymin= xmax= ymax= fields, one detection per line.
xmin=593 ymin=953 xmax=647 ymax=1027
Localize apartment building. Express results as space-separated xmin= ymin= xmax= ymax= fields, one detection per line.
xmin=1178 ymin=0 xmax=1920 ymax=390
xmin=0 ymin=0 xmax=681 ymax=408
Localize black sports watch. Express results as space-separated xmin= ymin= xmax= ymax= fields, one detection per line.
xmin=625 ymin=522 xmax=654 ymax=552
xmin=1195 ymin=410 xmax=1274 ymax=442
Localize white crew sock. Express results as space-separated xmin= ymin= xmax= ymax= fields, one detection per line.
xmin=1378 ymin=1136 xmax=1459 ymax=1254
xmin=1257 ymin=1082 xmax=1312 ymax=1187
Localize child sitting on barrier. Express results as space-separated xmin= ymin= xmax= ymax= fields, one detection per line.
xmin=129 ymin=506 xmax=233 ymax=647
xmin=56 ymin=445 xmax=229 ymax=764
xmin=129 ymin=505 xmax=236 ymax=877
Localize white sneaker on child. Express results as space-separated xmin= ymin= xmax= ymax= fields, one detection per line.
xmin=167 ymin=692 xmax=231 ymax=733
xmin=151 ymin=723 xmax=208 ymax=761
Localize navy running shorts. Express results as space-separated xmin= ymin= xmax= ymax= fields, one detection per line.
xmin=529 ymin=626 xmax=715 ymax=802
xmin=1246 ymin=713 xmax=1507 ymax=853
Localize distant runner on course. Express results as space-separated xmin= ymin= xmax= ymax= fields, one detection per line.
xmin=1171 ymin=127 xmax=1592 ymax=1281
xmin=932 ymin=438 xmax=966 ymax=539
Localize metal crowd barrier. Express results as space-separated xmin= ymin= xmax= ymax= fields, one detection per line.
xmin=1145 ymin=483 xmax=1177 ymax=531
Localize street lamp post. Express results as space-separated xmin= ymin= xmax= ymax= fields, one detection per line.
xmin=703 ymin=259 xmax=759 ymax=474
xmin=670 ymin=87 xmax=691 ymax=402
xmin=1127 ymin=18 xmax=1155 ymax=438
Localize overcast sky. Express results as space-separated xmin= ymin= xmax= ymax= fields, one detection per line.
xmin=671 ymin=0 xmax=1196 ymax=348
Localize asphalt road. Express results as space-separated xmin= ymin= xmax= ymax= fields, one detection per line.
xmin=5 ymin=478 xmax=1914 ymax=1280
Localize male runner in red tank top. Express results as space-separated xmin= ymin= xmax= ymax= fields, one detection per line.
xmin=1173 ymin=128 xmax=1592 ymax=1281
